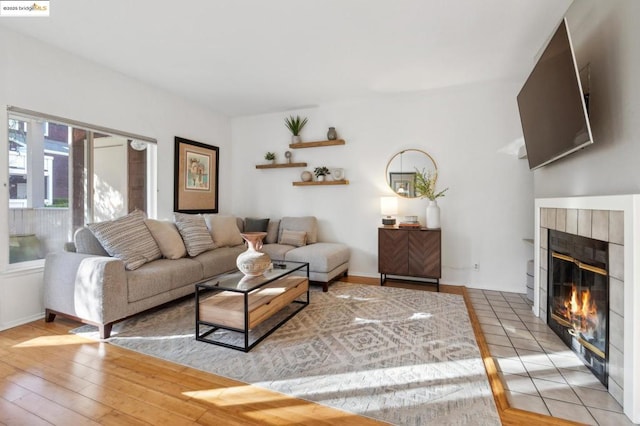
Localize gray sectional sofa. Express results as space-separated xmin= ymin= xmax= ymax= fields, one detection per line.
xmin=43 ymin=214 xmax=349 ymax=339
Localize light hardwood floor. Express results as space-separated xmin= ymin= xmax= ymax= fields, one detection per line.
xmin=0 ymin=277 xmax=582 ymax=425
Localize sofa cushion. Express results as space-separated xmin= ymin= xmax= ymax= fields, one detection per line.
xmin=261 ymin=243 xmax=295 ymax=261
xmin=126 ymin=258 xmax=203 ymax=303
xmin=284 ymin=242 xmax=350 ymax=273
xmin=144 ymin=219 xmax=187 ymax=259
xmin=205 ymin=215 xmax=243 ymax=247
xmin=174 ymin=212 xmax=216 ymax=257
xmin=279 ymin=216 xmax=317 ymax=244
xmin=265 ymin=219 xmax=280 ymax=244
xmin=193 ymin=245 xmax=246 ymax=278
xmin=245 ymin=217 xmax=269 ymax=233
xmin=88 ymin=210 xmax=162 ymax=270
xmin=74 ymin=227 xmax=109 ymax=256
xmin=279 ymin=229 xmax=307 ymax=247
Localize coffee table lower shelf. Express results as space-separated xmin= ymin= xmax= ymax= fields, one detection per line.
xmin=196 ymin=275 xmax=309 ymax=352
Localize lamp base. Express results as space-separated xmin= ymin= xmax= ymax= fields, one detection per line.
xmin=382 ymin=217 xmax=396 ymax=226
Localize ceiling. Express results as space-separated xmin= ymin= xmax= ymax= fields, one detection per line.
xmin=0 ymin=0 xmax=572 ymax=117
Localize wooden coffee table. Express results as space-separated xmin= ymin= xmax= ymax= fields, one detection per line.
xmin=195 ymin=261 xmax=309 ymax=352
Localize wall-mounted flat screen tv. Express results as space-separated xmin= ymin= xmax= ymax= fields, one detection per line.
xmin=517 ymin=18 xmax=593 ymax=170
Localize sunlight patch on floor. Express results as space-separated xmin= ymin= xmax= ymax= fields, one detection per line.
xmin=12 ymin=334 xmax=91 ymax=347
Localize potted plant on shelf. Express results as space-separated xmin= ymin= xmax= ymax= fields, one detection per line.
xmin=414 ymin=168 xmax=448 ymax=229
xmin=314 ymin=166 xmax=331 ymax=182
xmin=265 ymin=152 xmax=276 ymax=164
xmin=285 ymin=115 xmax=308 ymax=143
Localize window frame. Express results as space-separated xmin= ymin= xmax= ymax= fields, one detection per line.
xmin=2 ymin=106 xmax=158 ymax=272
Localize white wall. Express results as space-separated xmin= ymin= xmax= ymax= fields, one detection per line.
xmin=0 ymin=26 xmax=230 ymax=330
xmin=533 ymin=0 xmax=640 ymax=197
xmin=231 ymin=80 xmax=534 ymax=292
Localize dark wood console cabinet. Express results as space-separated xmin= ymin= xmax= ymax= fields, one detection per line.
xmin=378 ymin=226 xmax=441 ymax=291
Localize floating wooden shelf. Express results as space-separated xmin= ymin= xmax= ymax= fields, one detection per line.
xmin=255 ymin=162 xmax=307 ymax=169
xmin=292 ymin=180 xmax=349 ymax=186
xmin=289 ymin=139 xmax=345 ymax=149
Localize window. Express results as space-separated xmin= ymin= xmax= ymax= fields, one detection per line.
xmin=6 ymin=108 xmax=157 ymax=266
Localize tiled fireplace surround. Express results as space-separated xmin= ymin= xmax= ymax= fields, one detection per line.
xmin=534 ymin=195 xmax=640 ymax=423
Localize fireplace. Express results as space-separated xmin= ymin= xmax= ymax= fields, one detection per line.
xmin=548 ymin=229 xmax=609 ymax=386
xmin=535 ymin=197 xmax=640 ymax=423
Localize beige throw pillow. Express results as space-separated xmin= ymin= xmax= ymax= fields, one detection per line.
xmin=174 ymin=212 xmax=216 ymax=257
xmin=88 ymin=210 xmax=162 ymax=270
xmin=265 ymin=219 xmax=280 ymax=244
xmin=205 ymin=215 xmax=243 ymax=247
xmin=279 ymin=229 xmax=307 ymax=247
xmin=145 ymin=219 xmax=187 ymax=259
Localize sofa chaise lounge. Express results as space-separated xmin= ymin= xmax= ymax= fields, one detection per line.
xmin=43 ymin=213 xmax=349 ymax=338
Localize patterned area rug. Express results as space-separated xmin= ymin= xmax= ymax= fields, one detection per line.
xmin=72 ymin=282 xmax=500 ymax=425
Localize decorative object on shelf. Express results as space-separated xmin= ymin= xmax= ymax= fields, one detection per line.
xmin=332 ymin=168 xmax=345 ymax=180
xmin=174 ymin=137 xmax=219 ymax=213
xmin=284 ymin=150 xmax=292 ymax=163
xmin=236 ymin=232 xmax=271 ymax=276
xmin=414 ymin=168 xmax=448 ymax=229
xmin=380 ymin=197 xmax=398 ymax=226
xmin=314 ymin=166 xmax=330 ymax=182
xmin=264 ymin=152 xmax=276 ymax=164
xmin=301 ymin=170 xmax=313 ymax=182
xmin=284 ymin=115 xmax=308 ymax=144
xmin=327 ymin=127 xmax=337 ymax=140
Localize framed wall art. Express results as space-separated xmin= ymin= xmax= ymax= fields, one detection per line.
xmin=174 ymin=137 xmax=219 ymax=213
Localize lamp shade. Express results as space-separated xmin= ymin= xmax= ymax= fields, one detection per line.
xmin=380 ymin=197 xmax=398 ymax=216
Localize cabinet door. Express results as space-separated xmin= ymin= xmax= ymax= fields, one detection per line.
xmin=408 ymin=231 xmax=441 ymax=278
xmin=378 ymin=228 xmax=408 ymax=275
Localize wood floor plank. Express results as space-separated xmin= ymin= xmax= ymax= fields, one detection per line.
xmin=12 ymin=392 xmax=99 ymax=426
xmin=1 ymin=352 xmax=94 ymax=393
xmin=5 ymin=371 xmax=113 ymax=420
xmin=0 ymin=396 xmax=53 ymax=426
xmin=80 ymin=383 xmax=197 ymax=426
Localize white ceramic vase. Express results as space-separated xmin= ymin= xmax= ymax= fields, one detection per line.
xmin=317 ymin=175 xmax=325 ymax=182
xmin=236 ymin=232 xmax=271 ymax=276
xmin=426 ymin=200 xmax=441 ymax=229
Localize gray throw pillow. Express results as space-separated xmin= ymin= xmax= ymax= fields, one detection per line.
xmin=174 ymin=212 xmax=216 ymax=257
xmin=245 ymin=217 xmax=270 ymax=232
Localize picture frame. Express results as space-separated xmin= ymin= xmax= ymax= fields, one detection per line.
xmin=174 ymin=137 xmax=219 ymax=213
xmin=389 ymin=172 xmax=416 ymax=198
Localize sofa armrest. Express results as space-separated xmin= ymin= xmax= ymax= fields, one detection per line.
xmin=43 ymin=251 xmax=128 ymax=325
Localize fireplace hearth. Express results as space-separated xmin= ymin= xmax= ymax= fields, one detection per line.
xmin=548 ymin=229 xmax=609 ymax=386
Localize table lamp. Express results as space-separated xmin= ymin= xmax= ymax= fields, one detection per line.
xmin=380 ymin=196 xmax=398 ymax=225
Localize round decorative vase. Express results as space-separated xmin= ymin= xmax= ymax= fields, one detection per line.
xmin=426 ymin=200 xmax=441 ymax=229
xmin=292 ymin=135 xmax=301 ymax=144
xmin=301 ymin=171 xmax=313 ymax=182
xmin=236 ymin=232 xmax=271 ymax=276
xmin=327 ymin=127 xmax=337 ymax=140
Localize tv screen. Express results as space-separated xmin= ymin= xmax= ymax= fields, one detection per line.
xmin=517 ymin=18 xmax=593 ymax=170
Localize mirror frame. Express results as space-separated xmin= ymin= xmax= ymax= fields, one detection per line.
xmin=385 ymin=149 xmax=438 ymax=199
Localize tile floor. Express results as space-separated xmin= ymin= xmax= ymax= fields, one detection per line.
xmin=467 ymin=288 xmax=637 ymax=426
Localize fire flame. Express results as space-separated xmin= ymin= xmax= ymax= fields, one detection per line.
xmin=563 ymin=284 xmax=599 ymax=336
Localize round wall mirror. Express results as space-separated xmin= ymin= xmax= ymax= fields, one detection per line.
xmin=385 ymin=149 xmax=437 ymax=198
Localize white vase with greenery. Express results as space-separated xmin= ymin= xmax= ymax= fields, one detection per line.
xmin=414 ymin=168 xmax=448 ymax=229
